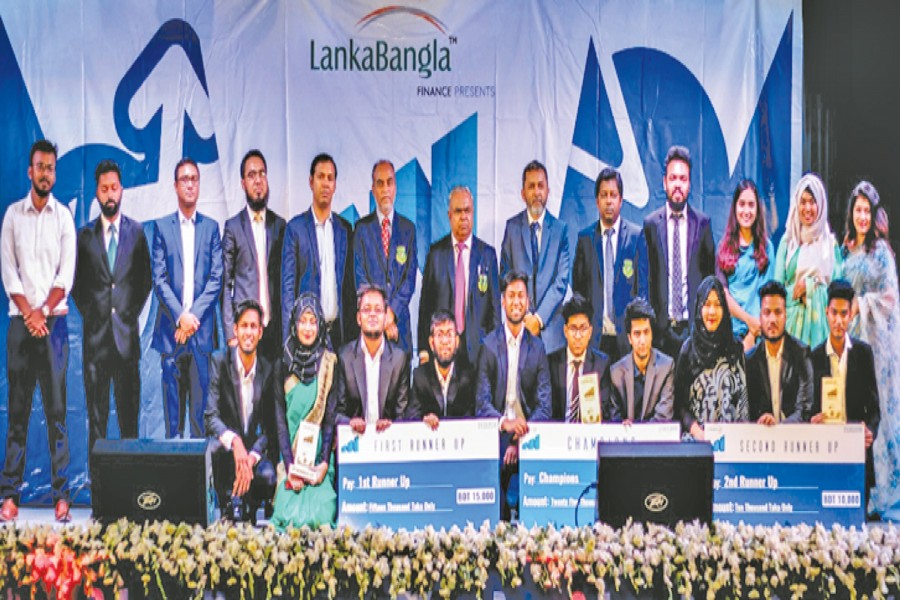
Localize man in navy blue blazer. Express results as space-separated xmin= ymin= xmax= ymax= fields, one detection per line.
xmin=572 ymin=167 xmax=647 ymax=361
xmin=72 ymin=160 xmax=152 ymax=482
xmin=281 ymin=153 xmax=354 ymax=350
xmin=418 ymin=185 xmax=500 ymax=366
xmin=500 ymin=160 xmax=570 ymax=355
xmin=222 ymin=150 xmax=286 ymax=362
xmin=641 ymin=146 xmax=716 ymax=359
xmin=353 ymin=160 xmax=418 ymax=354
xmin=475 ymin=270 xmax=552 ymax=519
xmin=152 ymin=157 xmax=223 ymax=438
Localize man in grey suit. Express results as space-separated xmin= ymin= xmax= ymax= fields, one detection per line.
xmin=334 ymin=285 xmax=411 ymax=434
xmin=500 ymin=160 xmax=570 ymax=354
xmin=608 ymin=297 xmax=674 ymax=423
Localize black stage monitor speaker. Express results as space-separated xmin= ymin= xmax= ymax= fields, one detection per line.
xmin=92 ymin=438 xmax=214 ymax=526
xmin=596 ymin=441 xmax=713 ymax=528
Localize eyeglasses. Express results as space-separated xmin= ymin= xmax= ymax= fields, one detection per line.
xmin=245 ymin=169 xmax=267 ymax=181
xmin=177 ymin=175 xmax=199 ymax=185
xmin=566 ymin=325 xmax=591 ymax=337
xmin=360 ymin=305 xmax=385 ymax=315
xmin=33 ymin=162 xmax=55 ymax=174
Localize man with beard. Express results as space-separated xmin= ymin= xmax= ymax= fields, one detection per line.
xmin=407 ymin=310 xmax=476 ymax=427
xmin=222 ymin=150 xmax=286 ymax=361
xmin=152 ymin=158 xmax=223 ymax=438
xmin=0 ymin=139 xmax=76 ymax=522
xmin=476 ymin=270 xmax=551 ymax=519
xmin=72 ymin=160 xmax=152 ymax=487
xmin=746 ymin=280 xmax=813 ymax=424
xmin=334 ymin=285 xmax=411 ymax=433
xmin=500 ymin=161 xmax=570 ymax=354
xmin=642 ymin=145 xmax=716 ymax=358
xmin=282 ymin=153 xmax=353 ymax=350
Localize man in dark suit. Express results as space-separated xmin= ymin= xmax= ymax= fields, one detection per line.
xmin=547 ymin=294 xmax=611 ymax=422
xmin=641 ymin=146 xmax=716 ymax=358
xmin=476 ymin=270 xmax=552 ymax=519
xmin=573 ymin=167 xmax=647 ymax=361
xmin=335 ymin=285 xmax=411 ymax=433
xmin=810 ymin=280 xmax=880 ymax=501
xmin=418 ymin=185 xmax=500 ymax=366
xmin=152 ymin=157 xmax=223 ymax=438
xmin=746 ymin=281 xmax=813 ymax=424
xmin=608 ymin=298 xmax=675 ymax=423
xmin=500 ymin=160 xmax=570 ymax=354
xmin=204 ymin=300 xmax=278 ymax=523
xmin=353 ymin=160 xmax=417 ymax=353
xmin=222 ymin=150 xmax=286 ymax=362
xmin=408 ymin=310 xmax=475 ymax=427
xmin=72 ymin=160 xmax=152 ymax=484
xmin=282 ymin=153 xmax=354 ymax=349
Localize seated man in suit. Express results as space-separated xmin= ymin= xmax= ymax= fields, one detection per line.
xmin=476 ymin=270 xmax=552 ymax=519
xmin=408 ymin=310 xmax=475 ymax=428
xmin=547 ymin=294 xmax=611 ymax=422
xmin=810 ymin=279 xmax=880 ymax=503
xmin=608 ymin=297 xmax=675 ymax=423
xmin=335 ymin=285 xmax=411 ymax=433
xmin=747 ymin=280 xmax=813 ymax=424
xmin=204 ymin=299 xmax=279 ymax=523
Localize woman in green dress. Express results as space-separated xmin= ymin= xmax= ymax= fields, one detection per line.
xmin=774 ymin=173 xmax=843 ymax=349
xmin=271 ymin=293 xmax=337 ymax=530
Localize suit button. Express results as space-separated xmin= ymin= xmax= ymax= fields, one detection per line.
xmin=111 ymin=283 xmax=115 ymax=290
xmin=111 ymin=308 xmax=116 ymax=315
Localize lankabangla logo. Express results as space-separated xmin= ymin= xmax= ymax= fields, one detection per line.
xmin=310 ymin=5 xmax=454 ymax=79
xmin=341 ymin=436 xmax=360 ymax=454
xmin=521 ymin=435 xmax=541 ymax=451
xmin=710 ymin=436 xmax=726 ymax=453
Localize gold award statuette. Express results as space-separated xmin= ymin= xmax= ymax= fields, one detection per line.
xmin=289 ymin=421 xmax=321 ymax=480
xmin=579 ymin=373 xmax=602 ymax=424
xmin=820 ymin=376 xmax=846 ymax=424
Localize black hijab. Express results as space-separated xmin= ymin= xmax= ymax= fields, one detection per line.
xmin=687 ymin=276 xmax=741 ymax=370
xmin=284 ymin=293 xmax=328 ymax=384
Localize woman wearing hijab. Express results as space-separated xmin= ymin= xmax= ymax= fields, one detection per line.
xmin=271 ymin=293 xmax=337 ymax=530
xmin=842 ymin=181 xmax=900 ymax=520
xmin=774 ymin=173 xmax=843 ymax=349
xmin=674 ymin=276 xmax=749 ymax=440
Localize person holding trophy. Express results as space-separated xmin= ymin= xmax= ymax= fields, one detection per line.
xmin=271 ymin=293 xmax=338 ymax=530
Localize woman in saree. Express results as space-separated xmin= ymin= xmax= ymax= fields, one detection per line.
xmin=271 ymin=293 xmax=338 ymax=530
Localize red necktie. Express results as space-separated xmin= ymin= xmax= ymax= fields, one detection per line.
xmin=455 ymin=242 xmax=466 ymax=333
xmin=381 ymin=217 xmax=391 ymax=257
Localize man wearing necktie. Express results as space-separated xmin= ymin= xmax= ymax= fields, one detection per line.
xmin=72 ymin=160 xmax=152 ymax=488
xmin=222 ymin=150 xmax=286 ymax=363
xmin=352 ymin=160 xmax=418 ymax=353
xmin=500 ymin=160 xmax=570 ymax=354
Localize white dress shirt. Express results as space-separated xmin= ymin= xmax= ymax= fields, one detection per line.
xmin=435 ymin=362 xmax=455 ymax=416
xmin=566 ymin=348 xmax=587 ymax=405
xmin=505 ymin=324 xmax=525 ymax=419
xmin=765 ymin=340 xmax=784 ymax=422
xmin=363 ymin=337 xmax=386 ymax=424
xmin=315 ymin=210 xmax=338 ymax=322
xmin=0 ymin=193 xmax=76 ymax=316
xmin=101 ymin=213 xmax=121 ymax=253
xmin=247 ymin=207 xmax=270 ymax=325
xmin=826 ymin=336 xmax=852 ymax=420
xmin=665 ymin=204 xmax=689 ymax=320
xmin=526 ymin=210 xmax=546 ymax=252
xmin=180 ymin=210 xmax=196 ymax=311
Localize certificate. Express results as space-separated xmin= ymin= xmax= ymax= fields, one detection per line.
xmin=578 ymin=373 xmax=601 ymax=424
xmin=820 ymin=376 xmax=845 ymax=424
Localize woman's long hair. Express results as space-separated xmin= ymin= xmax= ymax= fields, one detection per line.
xmin=717 ymin=179 xmax=769 ymax=276
xmin=843 ymin=180 xmax=880 ymax=254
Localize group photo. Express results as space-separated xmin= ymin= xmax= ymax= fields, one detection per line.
xmin=1 ymin=0 xmax=899 ymax=598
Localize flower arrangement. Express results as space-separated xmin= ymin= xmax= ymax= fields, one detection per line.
xmin=0 ymin=519 xmax=898 ymax=599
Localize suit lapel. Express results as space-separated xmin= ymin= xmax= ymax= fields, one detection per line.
xmin=519 ymin=215 xmax=534 ymax=273
xmin=333 ymin=216 xmax=346 ymax=289
xmin=92 ymin=219 xmax=112 ymax=278
xmin=193 ymin=215 xmax=204 ymax=278
xmin=115 ymin=218 xmax=137 ymax=278
xmin=624 ymin=354 xmax=635 ymax=420
xmin=641 ymin=352 xmax=657 ymax=420
xmin=445 ymin=366 xmax=460 ymax=416
xmin=592 ymin=225 xmax=605 ymax=287
xmin=498 ymin=333 xmax=510 ymax=404
xmin=466 ymin=239 xmax=481 ymax=317
xmin=538 ymin=216 xmax=553 ymax=274
xmin=353 ymin=344 xmax=368 ymax=413
xmin=378 ymin=343 xmax=393 ymax=417
xmin=303 ymin=212 xmax=321 ymax=281
xmin=264 ymin=210 xmax=276 ymax=263
xmin=168 ymin=213 xmax=184 ymax=276
xmin=656 ymin=212 xmax=669 ymax=300
xmin=228 ymin=349 xmax=245 ymax=433
xmin=239 ymin=210 xmax=259 ymax=265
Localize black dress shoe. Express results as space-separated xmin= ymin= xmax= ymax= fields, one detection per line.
xmin=263 ymin=500 xmax=274 ymax=520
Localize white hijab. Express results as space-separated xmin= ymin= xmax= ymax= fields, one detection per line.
xmin=783 ymin=173 xmax=836 ymax=283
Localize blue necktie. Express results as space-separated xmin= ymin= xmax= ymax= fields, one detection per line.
xmin=107 ymin=224 xmax=118 ymax=271
xmin=604 ymin=228 xmax=615 ymax=324
xmin=530 ymin=221 xmax=539 ymax=307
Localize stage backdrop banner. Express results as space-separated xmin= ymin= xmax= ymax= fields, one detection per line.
xmin=0 ymin=0 xmax=802 ymax=504
xmin=518 ymin=422 xmax=680 ymax=527
xmin=706 ymin=423 xmax=866 ymax=527
xmin=336 ymin=419 xmax=500 ymax=530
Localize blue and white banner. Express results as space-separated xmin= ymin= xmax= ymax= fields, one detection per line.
xmin=0 ymin=1 xmax=802 ymax=503
xmin=518 ymin=422 xmax=680 ymax=527
xmin=336 ymin=419 xmax=500 ymax=530
xmin=706 ymin=423 xmax=866 ymax=527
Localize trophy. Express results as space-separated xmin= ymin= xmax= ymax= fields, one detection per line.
xmin=578 ymin=372 xmax=602 ymax=424
xmin=289 ymin=421 xmax=321 ymax=480
xmin=820 ymin=376 xmax=845 ymax=424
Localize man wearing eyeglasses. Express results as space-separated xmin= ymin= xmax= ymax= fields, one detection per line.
xmin=221 ymin=150 xmax=286 ymax=362
xmin=151 ymin=157 xmax=223 ymax=438
xmin=548 ymin=294 xmax=612 ymax=422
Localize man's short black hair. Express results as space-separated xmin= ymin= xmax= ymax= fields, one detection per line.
xmin=500 ymin=269 xmax=529 ymax=293
xmin=521 ymin=160 xmax=548 ymax=187
xmin=310 ymin=153 xmax=337 ymax=179
xmin=356 ymin=284 xmax=387 ymax=310
xmin=624 ymin=297 xmax=656 ymax=334
xmin=561 ymin=294 xmax=592 ymax=325
xmin=594 ymin=167 xmax=623 ymax=199
xmin=429 ymin=309 xmax=457 ymax=337
xmin=240 ymin=149 xmax=267 ymax=179
xmin=174 ymin=157 xmax=198 ymax=182
xmin=30 ymin=139 xmax=58 ymax=163
xmin=234 ymin=298 xmax=264 ymax=324
xmin=664 ymin=145 xmax=692 ymax=173
xmin=827 ymin=279 xmax=855 ymax=305
xmin=94 ymin=159 xmax=121 ymax=185
xmin=758 ymin=280 xmax=787 ymax=301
